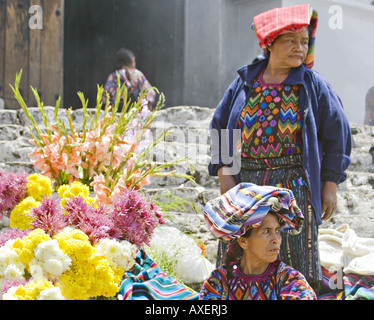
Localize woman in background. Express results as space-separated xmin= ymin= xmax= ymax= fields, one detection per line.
xmin=103 ymin=48 xmax=156 ymax=110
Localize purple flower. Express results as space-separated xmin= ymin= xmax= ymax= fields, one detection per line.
xmin=64 ymin=196 xmax=92 ymax=226
xmin=110 ymin=189 xmax=163 ymax=248
xmin=30 ymin=197 xmax=69 ymax=237
xmin=64 ymin=196 xmax=120 ymax=244
xmin=2 ymin=279 xmax=29 ymax=294
xmin=0 ymin=170 xmax=28 ymax=219
xmin=0 ymin=228 xmax=31 ymax=247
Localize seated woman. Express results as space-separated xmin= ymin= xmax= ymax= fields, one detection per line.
xmin=199 ymin=183 xmax=316 ymax=300
xmin=102 ymin=48 xmax=156 ymax=111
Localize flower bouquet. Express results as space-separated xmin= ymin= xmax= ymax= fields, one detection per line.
xmin=0 ymin=172 xmax=163 ymax=300
xmin=0 ymin=71 xmax=197 ymax=300
xmin=10 ymin=70 xmax=194 ymax=205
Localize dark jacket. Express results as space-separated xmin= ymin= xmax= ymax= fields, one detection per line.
xmin=208 ymin=59 xmax=352 ymax=225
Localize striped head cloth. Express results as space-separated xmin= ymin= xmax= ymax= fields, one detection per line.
xmin=203 ymin=183 xmax=304 ymax=243
xmin=251 ymin=4 xmax=318 ymax=69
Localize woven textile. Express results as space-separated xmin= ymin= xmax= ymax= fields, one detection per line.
xmin=203 ymin=183 xmax=303 ymax=243
xmin=319 ymin=267 xmax=374 ymax=300
xmin=199 ymin=259 xmax=316 ymax=300
xmin=252 ymin=4 xmax=318 ymax=69
xmin=119 ymin=249 xmax=199 ymax=300
xmin=239 ymin=70 xmax=303 ymax=158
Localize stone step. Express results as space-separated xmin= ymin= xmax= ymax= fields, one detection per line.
xmin=143 ymin=185 xmax=220 ymax=214
xmin=0 ymin=109 xmax=19 ymax=125
xmin=155 ymin=106 xmax=214 ymax=127
xmin=0 ymin=161 xmax=35 ymax=173
xmin=0 ymin=124 xmax=26 ymax=141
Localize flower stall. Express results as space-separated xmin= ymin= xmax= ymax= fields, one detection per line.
xmin=0 ymin=71 xmax=212 ymax=300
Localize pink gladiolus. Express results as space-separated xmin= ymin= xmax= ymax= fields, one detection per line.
xmin=91 ymin=174 xmax=113 ymax=205
xmin=29 ymin=130 xmax=82 ymax=181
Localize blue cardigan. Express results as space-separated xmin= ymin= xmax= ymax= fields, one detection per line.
xmin=208 ymin=59 xmax=352 ymax=225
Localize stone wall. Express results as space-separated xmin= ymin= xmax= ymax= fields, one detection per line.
xmin=0 ymin=105 xmax=374 ymax=263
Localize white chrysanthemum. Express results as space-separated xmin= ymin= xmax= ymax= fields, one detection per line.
xmin=37 ymin=287 xmax=65 ymax=300
xmin=95 ymin=238 xmax=137 ymax=271
xmin=31 ymin=239 xmax=71 ymax=278
xmin=0 ymin=246 xmax=24 ymax=276
xmin=3 ymin=264 xmax=24 ymax=280
xmin=34 ymin=239 xmax=65 ymax=261
xmin=44 ymin=259 xmax=65 ymax=277
xmin=2 ymin=286 xmax=19 ymax=300
xmin=29 ymin=262 xmax=44 ymax=281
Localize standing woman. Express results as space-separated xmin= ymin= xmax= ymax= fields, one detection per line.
xmin=208 ymin=4 xmax=352 ymax=292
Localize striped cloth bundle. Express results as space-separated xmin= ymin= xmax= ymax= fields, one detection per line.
xmin=319 ymin=267 xmax=374 ymax=300
xmin=203 ymin=183 xmax=304 ymax=243
xmin=119 ymin=249 xmax=199 ymax=300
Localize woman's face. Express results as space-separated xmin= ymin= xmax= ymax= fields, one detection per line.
xmin=267 ymin=28 xmax=309 ymax=69
xmin=239 ymin=213 xmax=282 ymax=264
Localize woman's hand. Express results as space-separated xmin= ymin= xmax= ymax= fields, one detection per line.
xmin=218 ymin=166 xmax=237 ymax=195
xmin=321 ymin=181 xmax=337 ymax=221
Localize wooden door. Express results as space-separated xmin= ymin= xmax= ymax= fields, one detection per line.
xmin=0 ymin=0 xmax=64 ymax=110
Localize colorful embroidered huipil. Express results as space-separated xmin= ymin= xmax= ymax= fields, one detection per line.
xmin=199 ymin=259 xmax=317 ymax=300
xmin=239 ymin=70 xmax=303 ymax=159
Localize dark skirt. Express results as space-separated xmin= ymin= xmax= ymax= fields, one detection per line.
xmin=216 ymin=154 xmax=322 ymax=291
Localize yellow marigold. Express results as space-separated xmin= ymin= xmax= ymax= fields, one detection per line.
xmin=53 ymin=228 xmax=122 ymax=300
xmin=58 ymin=181 xmax=91 ymax=210
xmin=9 ymin=197 xmax=41 ymax=230
xmin=85 ymin=196 xmax=98 ymax=208
xmin=57 ymin=184 xmax=69 ymax=197
xmin=11 ymin=238 xmax=24 ymax=256
xmin=27 ymin=173 xmax=53 ymax=202
xmin=86 ymin=253 xmax=123 ymax=298
xmin=54 ymin=227 xmax=93 ymax=261
xmin=10 ymin=280 xmax=54 ymax=300
xmin=11 ymin=228 xmax=51 ymax=265
xmin=58 ymin=181 xmax=90 ymax=199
